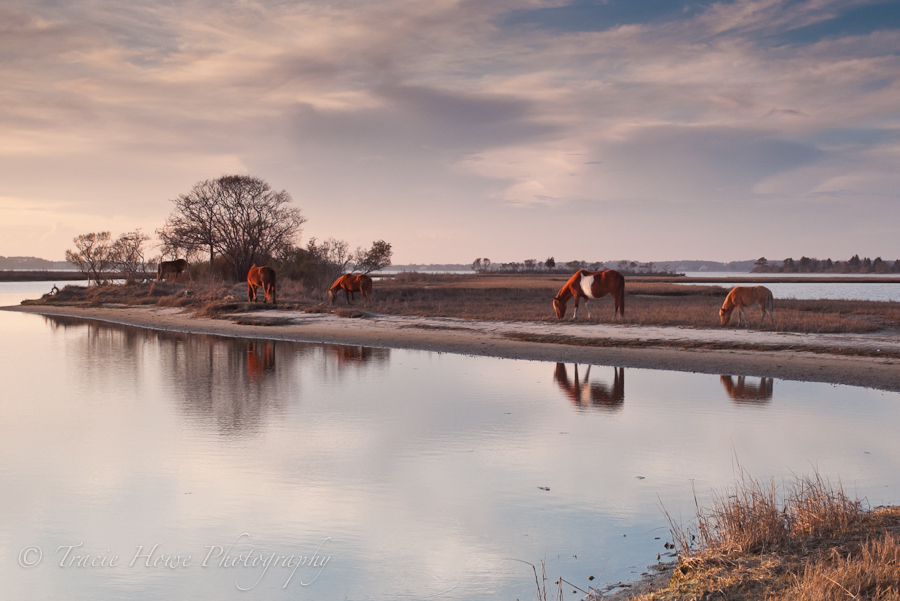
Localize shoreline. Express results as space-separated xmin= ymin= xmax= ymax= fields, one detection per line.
xmin=5 ymin=304 xmax=900 ymax=391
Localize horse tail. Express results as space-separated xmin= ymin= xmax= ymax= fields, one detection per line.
xmin=616 ymin=272 xmax=625 ymax=317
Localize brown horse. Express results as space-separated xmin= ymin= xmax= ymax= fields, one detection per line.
xmin=157 ymin=258 xmax=189 ymax=282
xmin=329 ymin=273 xmax=373 ymax=305
xmin=247 ymin=264 xmax=277 ymax=304
xmin=553 ymin=269 xmax=625 ymax=319
xmin=719 ymin=286 xmax=774 ymax=327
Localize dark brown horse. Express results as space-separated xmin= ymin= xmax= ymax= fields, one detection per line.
xmin=553 ymin=269 xmax=625 ymax=319
xmin=157 ymin=258 xmax=189 ymax=282
xmin=329 ymin=273 xmax=373 ymax=305
xmin=247 ymin=265 xmax=277 ymax=304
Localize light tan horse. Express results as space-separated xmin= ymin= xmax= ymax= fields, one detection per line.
xmin=247 ymin=264 xmax=277 ymax=304
xmin=719 ymin=286 xmax=774 ymax=327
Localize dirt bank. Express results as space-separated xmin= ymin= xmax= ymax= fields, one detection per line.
xmin=5 ymin=304 xmax=900 ymax=391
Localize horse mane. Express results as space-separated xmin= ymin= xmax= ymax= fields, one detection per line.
xmin=554 ymin=269 xmax=586 ymax=301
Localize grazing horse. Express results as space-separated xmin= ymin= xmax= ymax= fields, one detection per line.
xmin=720 ymin=376 xmax=773 ymax=405
xmin=157 ymin=258 xmax=189 ymax=282
xmin=719 ymin=286 xmax=774 ymax=327
xmin=553 ymin=269 xmax=625 ymax=320
xmin=247 ymin=264 xmax=277 ymax=304
xmin=329 ymin=273 xmax=373 ymax=305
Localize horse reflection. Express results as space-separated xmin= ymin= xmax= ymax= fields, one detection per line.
xmin=553 ymin=364 xmax=624 ymax=412
xmin=247 ymin=342 xmax=276 ymax=383
xmin=328 ymin=345 xmax=390 ymax=368
xmin=720 ymin=376 xmax=773 ymax=405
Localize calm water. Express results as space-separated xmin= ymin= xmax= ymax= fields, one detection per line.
xmin=0 ymin=280 xmax=86 ymax=308
xmin=3 ymin=285 xmax=900 ymax=600
xmin=679 ymin=272 xmax=900 ymax=302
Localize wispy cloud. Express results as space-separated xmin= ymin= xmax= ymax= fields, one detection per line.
xmin=1 ymin=0 xmax=898 ymax=261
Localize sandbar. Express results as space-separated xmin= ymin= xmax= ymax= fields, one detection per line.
xmin=5 ymin=304 xmax=900 ymax=391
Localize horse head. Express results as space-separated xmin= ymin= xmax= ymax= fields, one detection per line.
xmin=552 ymin=295 xmax=567 ymax=319
xmin=718 ymin=307 xmax=732 ymax=325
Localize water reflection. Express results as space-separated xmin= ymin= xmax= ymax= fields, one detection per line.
xmin=6 ymin=312 xmax=900 ymax=601
xmin=328 ymin=344 xmax=391 ymax=368
xmin=553 ymin=363 xmax=625 ymax=412
xmin=246 ymin=341 xmax=276 ymax=382
xmin=720 ymin=375 xmax=774 ymax=405
xmin=41 ymin=316 xmax=391 ymax=435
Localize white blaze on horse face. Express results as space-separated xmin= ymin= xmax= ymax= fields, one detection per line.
xmin=580 ymin=274 xmax=596 ymax=298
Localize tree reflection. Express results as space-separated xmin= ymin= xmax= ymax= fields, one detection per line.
xmin=553 ymin=363 xmax=624 ymax=412
xmin=42 ymin=316 xmax=393 ymax=435
xmin=720 ymin=376 xmax=773 ymax=405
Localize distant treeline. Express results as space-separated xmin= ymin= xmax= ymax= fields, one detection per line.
xmin=0 ymin=256 xmax=71 ymax=270
xmin=387 ymin=263 xmax=472 ymax=272
xmin=751 ymin=256 xmax=900 ymax=274
xmin=472 ymin=257 xmax=680 ymax=275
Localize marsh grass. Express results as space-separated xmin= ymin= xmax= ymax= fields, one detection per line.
xmin=21 ymin=274 xmax=899 ymax=334
xmin=364 ymin=275 xmax=895 ymax=333
xmin=644 ymin=472 xmax=900 ymax=600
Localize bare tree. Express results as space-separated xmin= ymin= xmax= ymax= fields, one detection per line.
xmin=296 ymin=237 xmax=354 ymax=286
xmin=66 ymin=232 xmax=116 ymax=285
xmin=353 ymin=240 xmax=393 ymax=274
xmin=111 ymin=229 xmax=151 ymax=282
xmin=158 ymin=175 xmax=306 ymax=279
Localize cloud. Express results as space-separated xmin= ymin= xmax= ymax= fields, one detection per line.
xmin=0 ymin=0 xmax=898 ymax=260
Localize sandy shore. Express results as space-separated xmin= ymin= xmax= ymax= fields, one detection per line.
xmin=5 ymin=303 xmax=900 ymax=391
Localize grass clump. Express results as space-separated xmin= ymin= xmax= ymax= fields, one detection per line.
xmin=640 ymin=472 xmax=900 ymax=600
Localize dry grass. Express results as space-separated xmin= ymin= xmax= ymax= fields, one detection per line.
xmin=365 ymin=274 xmax=896 ymax=333
xmin=788 ymin=533 xmax=900 ymax=600
xmin=639 ymin=472 xmax=900 ymax=601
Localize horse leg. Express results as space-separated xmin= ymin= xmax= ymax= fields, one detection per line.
xmin=584 ymin=299 xmax=593 ymax=319
xmin=572 ymin=298 xmax=580 ymax=320
xmin=248 ymin=282 xmax=255 ymax=303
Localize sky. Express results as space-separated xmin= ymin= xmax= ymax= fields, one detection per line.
xmin=1 ymin=0 xmax=899 ymax=264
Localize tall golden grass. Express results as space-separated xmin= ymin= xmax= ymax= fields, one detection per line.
xmin=650 ymin=472 xmax=900 ymax=601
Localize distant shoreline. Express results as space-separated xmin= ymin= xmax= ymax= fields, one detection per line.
xmin=4 ymin=268 xmax=900 ymax=284
xmin=0 ymin=270 xmax=88 ymax=282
